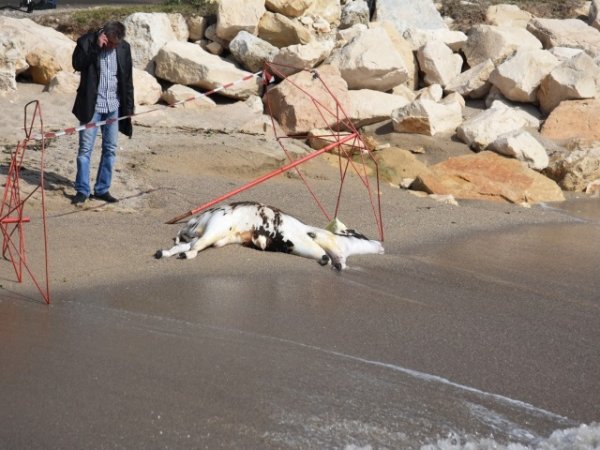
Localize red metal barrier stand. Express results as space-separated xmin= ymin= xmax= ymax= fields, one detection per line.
xmin=0 ymin=101 xmax=51 ymax=304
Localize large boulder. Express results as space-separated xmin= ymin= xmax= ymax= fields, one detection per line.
xmin=265 ymin=64 xmax=350 ymax=134
xmin=538 ymin=52 xmax=600 ymax=114
xmin=340 ymin=0 xmax=370 ymax=29
xmin=271 ymin=40 xmax=334 ymax=76
xmin=373 ymin=0 xmax=447 ymax=34
xmin=216 ymin=0 xmax=266 ymax=42
xmin=25 ymin=49 xmax=61 ymax=85
xmin=347 ymin=89 xmax=411 ymax=128
xmin=161 ymin=84 xmax=217 ymax=109
xmin=305 ymin=0 xmax=343 ymax=27
xmin=545 ymin=144 xmax=600 ymax=191
xmin=457 ymin=103 xmax=540 ymax=150
xmin=186 ymin=15 xmax=208 ymax=41
xmin=375 ymin=147 xmax=430 ymax=185
xmin=47 ymin=70 xmax=80 ymax=94
xmin=391 ymin=96 xmax=464 ymax=136
xmin=265 ymin=0 xmax=314 ymax=18
xmin=0 ymin=17 xmax=75 ymax=90
xmin=444 ymin=59 xmax=495 ymax=99
xmin=229 ymin=31 xmax=279 ymax=73
xmin=328 ymin=27 xmax=409 ymax=91
xmin=540 ymin=99 xmax=600 ymax=142
xmin=489 ymin=48 xmax=560 ymax=103
xmin=123 ymin=13 xmax=184 ymax=75
xmin=370 ymin=21 xmax=418 ymax=89
xmin=461 ymin=25 xmax=542 ymax=67
xmin=416 ymin=40 xmax=463 ymax=87
xmin=412 ymin=151 xmax=565 ymax=204
xmin=258 ymin=12 xmax=313 ymax=48
xmin=485 ymin=4 xmax=533 ymax=28
xmin=488 ymin=130 xmax=549 ymax=170
xmin=527 ymin=18 xmax=600 ymax=57
xmin=133 ymin=69 xmax=162 ymax=106
xmin=154 ymin=41 xmax=261 ymax=100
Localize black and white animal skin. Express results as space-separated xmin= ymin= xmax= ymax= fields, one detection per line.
xmin=155 ymin=201 xmax=384 ymax=270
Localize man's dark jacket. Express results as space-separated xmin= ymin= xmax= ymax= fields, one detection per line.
xmin=72 ymin=29 xmax=134 ymax=137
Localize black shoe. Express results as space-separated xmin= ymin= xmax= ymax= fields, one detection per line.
xmin=93 ymin=191 xmax=119 ymax=203
xmin=71 ymin=192 xmax=88 ymax=205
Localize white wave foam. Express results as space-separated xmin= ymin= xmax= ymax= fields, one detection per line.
xmin=420 ymin=422 xmax=600 ymax=450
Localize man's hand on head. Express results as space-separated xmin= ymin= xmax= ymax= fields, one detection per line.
xmin=97 ymin=32 xmax=108 ymax=48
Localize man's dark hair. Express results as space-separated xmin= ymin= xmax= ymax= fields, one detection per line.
xmin=102 ymin=21 xmax=126 ymax=42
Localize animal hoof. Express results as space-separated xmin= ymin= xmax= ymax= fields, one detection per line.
xmin=318 ymin=255 xmax=330 ymax=266
xmin=333 ymin=262 xmax=342 ymax=271
xmin=154 ymin=250 xmax=163 ymax=259
xmin=177 ymin=252 xmax=187 ymax=259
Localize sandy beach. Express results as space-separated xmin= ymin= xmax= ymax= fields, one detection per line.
xmin=1 ymin=79 xmax=600 ymax=448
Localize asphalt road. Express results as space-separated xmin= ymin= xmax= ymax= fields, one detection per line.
xmin=0 ymin=0 xmax=163 ymax=8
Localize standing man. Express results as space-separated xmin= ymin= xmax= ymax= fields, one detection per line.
xmin=71 ymin=21 xmax=134 ymax=205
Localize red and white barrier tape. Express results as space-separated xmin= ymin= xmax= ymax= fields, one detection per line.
xmin=34 ymin=70 xmax=263 ymax=141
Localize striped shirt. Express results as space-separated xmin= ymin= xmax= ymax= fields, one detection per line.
xmin=96 ymin=48 xmax=119 ymax=113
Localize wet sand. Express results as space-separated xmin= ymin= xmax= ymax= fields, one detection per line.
xmin=1 ymin=174 xmax=599 ymax=447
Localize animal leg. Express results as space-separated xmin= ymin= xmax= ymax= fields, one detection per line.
xmin=155 ymin=239 xmax=196 ymax=259
xmin=290 ymin=234 xmax=331 ymax=266
xmin=179 ymin=225 xmax=232 ymax=259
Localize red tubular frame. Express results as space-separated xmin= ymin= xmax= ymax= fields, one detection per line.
xmin=1 ymin=101 xmax=51 ymax=304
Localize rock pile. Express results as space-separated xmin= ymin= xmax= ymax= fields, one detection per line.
xmin=2 ymin=0 xmax=600 ymax=204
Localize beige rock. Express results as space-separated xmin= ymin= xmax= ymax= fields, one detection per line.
xmin=187 ymin=15 xmax=208 ymax=41
xmin=26 ymin=50 xmax=61 ymax=85
xmin=46 ymin=70 xmax=79 ymax=94
xmin=527 ymin=18 xmax=600 ymax=57
xmin=133 ymin=69 xmax=162 ymax=106
xmin=416 ymin=84 xmax=443 ymax=102
xmin=161 ymin=84 xmax=217 ymax=109
xmin=417 ymin=41 xmax=463 ymax=87
xmin=538 ymin=52 xmax=600 ymax=114
xmin=0 ymin=17 xmax=74 ymax=91
xmin=266 ymin=0 xmax=314 ymax=17
xmin=412 ymin=151 xmax=565 ymax=204
xmin=305 ymin=0 xmax=343 ymax=27
xmin=402 ymin=28 xmax=467 ymax=52
xmin=489 ymin=130 xmax=549 ymax=170
xmin=371 ymin=21 xmax=418 ymax=90
xmin=391 ymin=98 xmax=463 ymax=136
xmin=229 ymin=31 xmax=279 ymax=73
xmin=154 ymin=41 xmax=261 ymax=100
xmin=258 ymin=12 xmax=313 ymax=48
xmin=265 ymin=64 xmax=350 ymax=134
xmin=445 ymin=59 xmax=495 ymax=99
xmin=461 ymin=25 xmax=542 ymax=67
xmin=541 ymin=99 xmax=600 ymax=142
xmin=457 ymin=103 xmax=540 ymax=150
xmin=545 ymin=144 xmax=600 ymax=191
xmin=485 ymin=4 xmax=533 ymax=28
xmin=347 ymin=89 xmax=411 ymax=128
xmin=124 ymin=13 xmax=182 ymax=75
xmin=390 ymin=84 xmax=417 ymax=102
xmin=271 ymin=40 xmax=333 ymax=76
xmin=375 ymin=146 xmax=429 ymax=185
xmin=168 ymin=13 xmax=190 ymax=42
xmin=216 ymin=0 xmax=266 ymax=42
xmin=489 ymin=48 xmax=560 ymax=103
xmin=329 ymin=27 xmax=409 ymax=91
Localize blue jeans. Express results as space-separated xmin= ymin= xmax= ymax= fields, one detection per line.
xmin=75 ymin=110 xmax=118 ymax=197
